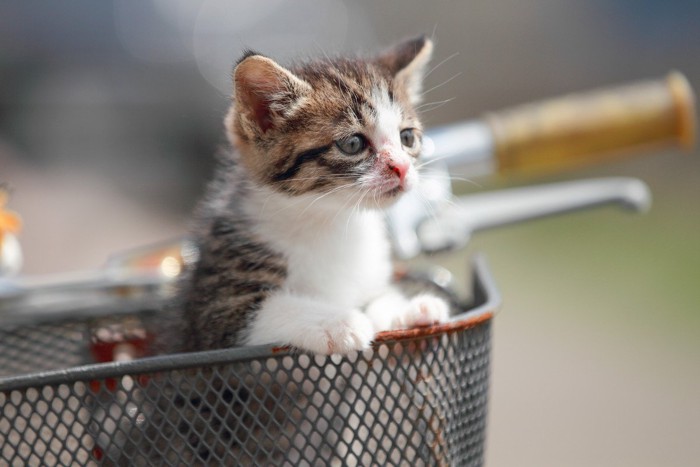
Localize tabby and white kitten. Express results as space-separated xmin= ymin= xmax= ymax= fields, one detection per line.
xmin=181 ymin=36 xmax=449 ymax=355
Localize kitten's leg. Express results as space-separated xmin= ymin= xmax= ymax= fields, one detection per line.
xmin=245 ymin=292 xmax=375 ymax=355
xmin=365 ymin=288 xmax=450 ymax=332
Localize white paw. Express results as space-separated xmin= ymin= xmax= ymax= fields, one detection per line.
xmin=299 ymin=310 xmax=375 ymax=356
xmin=397 ymin=294 xmax=450 ymax=329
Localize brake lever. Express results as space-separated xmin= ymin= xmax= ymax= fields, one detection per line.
xmin=415 ymin=177 xmax=651 ymax=254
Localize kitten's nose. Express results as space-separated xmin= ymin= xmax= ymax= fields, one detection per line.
xmin=378 ymin=148 xmax=410 ymax=184
xmin=387 ymin=159 xmax=409 ymax=183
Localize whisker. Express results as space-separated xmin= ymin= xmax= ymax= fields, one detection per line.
xmin=299 ymin=182 xmax=359 ymax=217
xmin=414 ymin=189 xmax=441 ymax=227
xmin=415 ymin=97 xmax=455 ymax=111
xmin=415 ymin=151 xmax=467 ymax=169
xmin=419 ymin=72 xmax=463 ymax=97
xmin=346 ymin=187 xmax=371 ymax=238
xmin=419 ymin=172 xmax=483 ymax=188
xmin=415 ymin=98 xmax=455 ymax=114
xmin=332 ymin=183 xmax=364 ymax=226
xmin=424 ymin=52 xmax=459 ymax=79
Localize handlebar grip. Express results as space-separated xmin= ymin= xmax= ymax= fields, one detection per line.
xmin=486 ymin=71 xmax=696 ymax=176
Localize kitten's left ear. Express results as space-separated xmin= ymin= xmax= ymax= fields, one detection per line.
xmin=233 ymin=52 xmax=312 ymax=134
xmin=376 ymin=35 xmax=433 ymax=104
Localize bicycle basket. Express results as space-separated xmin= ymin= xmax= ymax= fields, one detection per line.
xmin=0 ymin=257 xmax=498 ymax=466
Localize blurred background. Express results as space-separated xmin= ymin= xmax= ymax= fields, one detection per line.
xmin=1 ymin=1 xmax=698 ymax=465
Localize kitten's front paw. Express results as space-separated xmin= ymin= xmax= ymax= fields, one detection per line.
xmin=398 ymin=294 xmax=450 ymax=328
xmin=303 ymin=310 xmax=375 ymax=356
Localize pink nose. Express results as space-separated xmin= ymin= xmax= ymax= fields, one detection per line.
xmin=378 ymin=149 xmax=409 ymax=183
xmin=387 ymin=159 xmax=409 ymax=182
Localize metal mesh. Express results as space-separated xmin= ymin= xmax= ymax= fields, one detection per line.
xmin=0 ymin=312 xmax=162 ymax=379
xmin=0 ymin=320 xmax=89 ymax=378
xmin=0 ymin=317 xmax=490 ymax=466
xmin=0 ymin=258 xmax=499 ymax=465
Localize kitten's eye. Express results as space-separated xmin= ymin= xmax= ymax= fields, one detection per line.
xmin=400 ymin=128 xmax=416 ymax=148
xmin=336 ymin=134 xmax=367 ymax=155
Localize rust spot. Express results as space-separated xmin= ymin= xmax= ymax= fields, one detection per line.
xmin=373 ymin=311 xmax=493 ymax=344
xmin=105 ymin=378 xmax=117 ymax=392
xmin=92 ymin=446 xmax=104 ymax=461
xmin=89 ymin=380 xmax=101 ymax=393
xmin=89 ymin=318 xmax=153 ymax=363
xmin=271 ymin=345 xmax=291 ymax=354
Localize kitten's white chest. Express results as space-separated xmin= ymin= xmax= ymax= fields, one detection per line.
xmin=251 ymin=194 xmax=392 ymax=308
xmin=287 ymin=211 xmax=391 ymax=306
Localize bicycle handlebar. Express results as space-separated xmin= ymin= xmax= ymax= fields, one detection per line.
xmin=422 ymin=71 xmax=696 ymax=178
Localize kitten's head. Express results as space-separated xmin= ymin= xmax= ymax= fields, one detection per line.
xmin=226 ymin=36 xmax=433 ymax=209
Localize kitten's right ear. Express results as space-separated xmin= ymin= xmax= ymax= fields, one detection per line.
xmin=233 ymin=53 xmax=311 ymax=133
xmin=375 ymin=36 xmax=433 ymax=105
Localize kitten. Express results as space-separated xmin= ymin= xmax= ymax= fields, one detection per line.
xmin=112 ymin=37 xmax=453 ymax=466
xmin=181 ymin=36 xmax=449 ymax=355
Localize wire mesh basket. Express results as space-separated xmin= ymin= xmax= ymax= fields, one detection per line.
xmin=0 ymin=258 xmax=498 ymax=466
